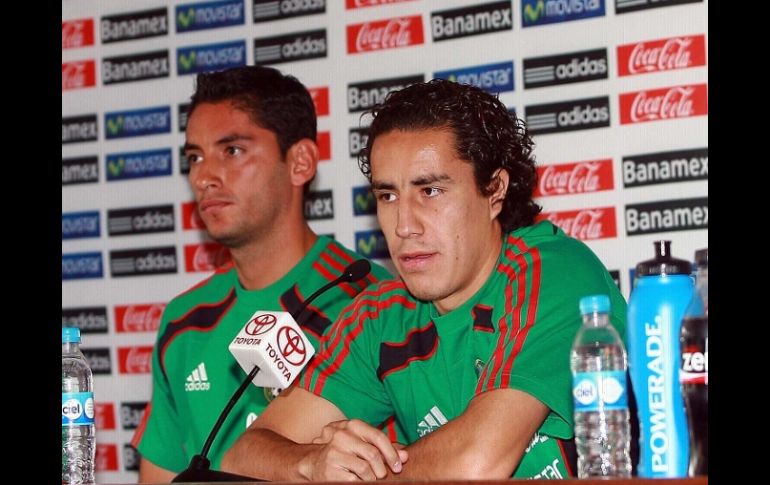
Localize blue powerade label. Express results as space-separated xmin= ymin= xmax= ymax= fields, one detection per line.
xmin=62 ymin=392 xmax=95 ymax=426
xmin=627 ymin=274 xmax=692 ymax=477
xmin=572 ymin=370 xmax=627 ymax=412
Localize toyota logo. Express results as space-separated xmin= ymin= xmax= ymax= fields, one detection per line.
xmin=245 ymin=314 xmax=277 ymax=336
xmin=276 ymin=326 xmax=307 ymax=365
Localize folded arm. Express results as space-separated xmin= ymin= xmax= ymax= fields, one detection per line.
xmin=391 ymin=387 xmax=549 ymax=480
xmin=221 ymin=385 xmax=405 ymax=481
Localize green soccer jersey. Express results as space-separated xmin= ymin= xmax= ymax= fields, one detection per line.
xmin=301 ymin=222 xmax=626 ymax=479
xmin=133 ymin=236 xmax=391 ymax=472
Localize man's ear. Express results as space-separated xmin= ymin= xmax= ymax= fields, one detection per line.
xmin=488 ymin=168 xmax=509 ymax=220
xmin=286 ymin=138 xmax=319 ymax=188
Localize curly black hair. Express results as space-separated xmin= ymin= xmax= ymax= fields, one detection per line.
xmin=188 ymin=66 xmax=316 ymax=158
xmin=358 ymin=79 xmax=541 ymax=233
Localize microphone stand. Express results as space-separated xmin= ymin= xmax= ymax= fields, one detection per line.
xmin=172 ymin=260 xmax=371 ymax=482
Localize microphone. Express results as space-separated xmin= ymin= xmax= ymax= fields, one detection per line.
xmin=172 ymin=259 xmax=372 ymax=483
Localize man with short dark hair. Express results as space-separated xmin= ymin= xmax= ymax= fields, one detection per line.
xmin=131 ymin=66 xmax=391 ymax=483
xmin=222 ymin=79 xmax=626 ymax=480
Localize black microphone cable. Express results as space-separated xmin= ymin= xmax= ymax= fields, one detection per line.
xmin=172 ymin=259 xmax=372 ymax=483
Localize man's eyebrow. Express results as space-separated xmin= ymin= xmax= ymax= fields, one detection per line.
xmin=411 ymin=173 xmax=452 ymax=186
xmin=371 ymin=181 xmax=395 ymax=191
xmin=215 ymin=133 xmax=254 ymax=144
xmin=182 ymin=133 xmax=255 ymax=152
xmin=371 ymin=174 xmax=453 ymax=191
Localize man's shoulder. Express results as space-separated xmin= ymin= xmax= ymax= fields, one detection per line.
xmin=342 ymin=279 xmax=416 ymax=319
xmin=317 ymin=236 xmax=392 ymax=281
xmin=505 ymin=221 xmax=600 ymax=264
xmin=165 ymin=265 xmax=237 ymax=314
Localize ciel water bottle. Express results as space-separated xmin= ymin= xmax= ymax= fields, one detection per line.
xmin=62 ymin=327 xmax=96 ymax=484
xmin=571 ymin=294 xmax=631 ymax=478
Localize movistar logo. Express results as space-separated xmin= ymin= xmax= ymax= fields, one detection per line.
xmin=105 ymin=149 xmax=173 ymax=181
xmin=176 ymin=41 xmax=246 ymax=75
xmin=108 ymin=158 xmax=125 ymax=177
xmin=355 ymin=230 xmax=389 ymax=259
xmin=523 ymin=0 xmax=545 ymax=22
xmin=104 ymin=106 xmax=171 ymax=139
xmin=106 ymin=116 xmax=124 ymax=136
xmin=175 ymin=1 xmax=245 ymax=32
xmin=522 ymin=0 xmax=606 ymax=27
xmin=352 ymin=186 xmax=376 ymax=216
xmin=178 ymin=50 xmax=196 ymax=71
xmin=177 ymin=8 xmax=195 ymax=28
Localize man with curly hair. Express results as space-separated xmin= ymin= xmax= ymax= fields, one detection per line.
xmin=221 ymin=79 xmax=626 ymax=480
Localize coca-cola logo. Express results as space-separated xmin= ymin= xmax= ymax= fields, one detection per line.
xmin=620 ymin=84 xmax=708 ymax=124
xmin=631 ymin=86 xmax=693 ymax=122
xmin=182 ymin=201 xmax=206 ymax=230
xmin=116 ymin=304 xmax=165 ymax=332
xmin=535 ymin=160 xmax=613 ymax=197
xmin=62 ymin=61 xmax=96 ymax=90
xmin=119 ymin=346 xmax=153 ymax=374
xmin=629 ymin=38 xmax=692 ymax=74
xmin=347 ymin=15 xmax=424 ymax=54
xmin=317 ymin=131 xmax=331 ymax=161
xmin=185 ymin=243 xmax=232 ymax=272
xmin=309 ymin=87 xmax=329 ymax=116
xmin=618 ymin=35 xmax=706 ymax=76
xmin=94 ymin=402 xmax=116 ymax=430
xmin=538 ymin=207 xmax=617 ymax=241
xmin=62 ymin=19 xmax=94 ymax=49
xmin=95 ymin=444 xmax=119 ymax=472
xmin=346 ymin=0 xmax=414 ymax=9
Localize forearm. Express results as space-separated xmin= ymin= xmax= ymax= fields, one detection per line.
xmin=386 ymin=389 xmax=548 ymax=480
xmin=387 ymin=424 xmax=511 ymax=480
xmin=221 ymin=427 xmax=318 ymax=481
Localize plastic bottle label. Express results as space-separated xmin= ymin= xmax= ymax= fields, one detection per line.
xmin=572 ymin=371 xmax=628 ymax=412
xmin=62 ymin=392 xmax=95 ymax=426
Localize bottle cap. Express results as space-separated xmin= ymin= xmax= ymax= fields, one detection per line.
xmin=636 ymin=241 xmax=692 ymax=276
xmin=579 ymin=294 xmax=610 ymax=315
xmin=62 ymin=327 xmax=81 ymax=344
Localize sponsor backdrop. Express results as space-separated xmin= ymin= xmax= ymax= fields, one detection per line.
xmin=62 ymin=0 xmax=707 ymax=481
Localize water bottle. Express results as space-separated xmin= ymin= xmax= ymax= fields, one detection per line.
xmin=62 ymin=327 xmax=95 ymax=484
xmin=571 ymin=294 xmax=631 ymax=478
xmin=680 ymin=248 xmax=708 ymax=476
xmin=627 ymin=241 xmax=693 ymax=477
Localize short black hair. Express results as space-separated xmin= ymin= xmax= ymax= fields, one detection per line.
xmin=188 ymin=66 xmax=316 ymax=158
xmin=359 ymin=79 xmax=541 ymax=232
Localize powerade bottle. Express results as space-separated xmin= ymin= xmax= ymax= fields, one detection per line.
xmin=627 ymin=241 xmax=693 ymax=478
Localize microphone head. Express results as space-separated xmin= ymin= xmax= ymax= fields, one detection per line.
xmin=344 ymin=259 xmax=371 ymax=283
xmin=229 ymin=311 xmax=315 ymax=389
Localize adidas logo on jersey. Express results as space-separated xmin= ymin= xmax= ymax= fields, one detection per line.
xmin=417 ymin=405 xmax=448 ymax=437
xmin=185 ymin=362 xmax=211 ymax=391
